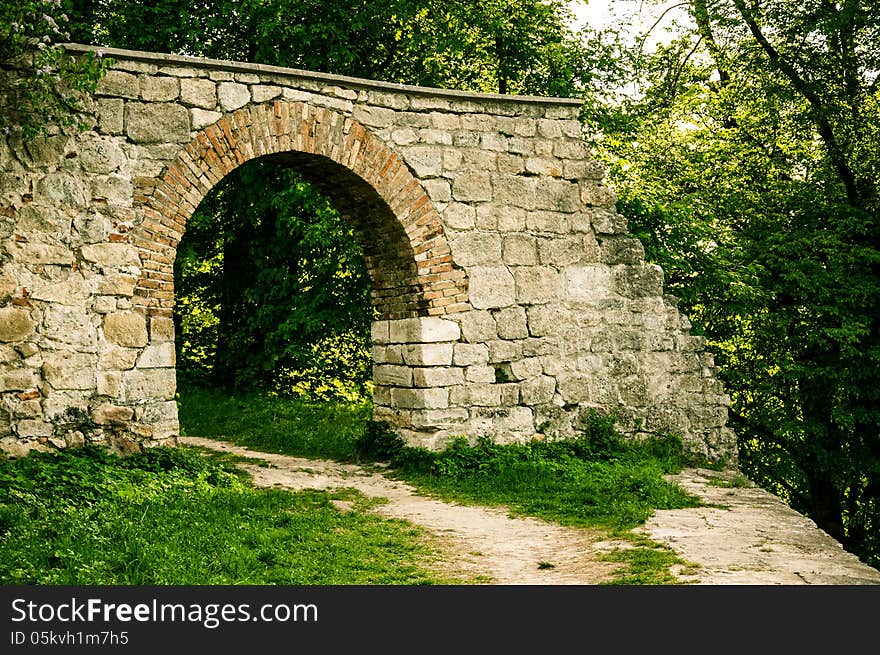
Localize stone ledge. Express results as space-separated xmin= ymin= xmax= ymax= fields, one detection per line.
xmin=61 ymin=43 xmax=584 ymax=109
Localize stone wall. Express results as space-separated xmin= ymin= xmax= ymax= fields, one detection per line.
xmin=0 ymin=45 xmax=736 ymax=462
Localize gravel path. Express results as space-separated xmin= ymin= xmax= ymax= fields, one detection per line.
xmin=181 ymin=436 xmax=880 ymax=585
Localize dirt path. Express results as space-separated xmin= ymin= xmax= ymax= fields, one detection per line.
xmin=181 ymin=436 xmax=880 ymax=585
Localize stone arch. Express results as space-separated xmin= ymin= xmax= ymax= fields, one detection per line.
xmin=130 ymin=100 xmax=468 ymax=321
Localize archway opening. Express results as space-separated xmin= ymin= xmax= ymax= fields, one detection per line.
xmin=171 ymin=149 xmax=422 ymax=456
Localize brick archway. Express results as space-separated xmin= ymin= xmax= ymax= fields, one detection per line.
xmin=130 ymin=100 xmax=467 ymax=320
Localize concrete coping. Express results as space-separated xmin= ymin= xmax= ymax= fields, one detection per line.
xmin=61 ymin=43 xmax=585 ymax=108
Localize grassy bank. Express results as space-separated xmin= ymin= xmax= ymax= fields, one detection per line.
xmin=0 ymin=445 xmax=447 ymax=585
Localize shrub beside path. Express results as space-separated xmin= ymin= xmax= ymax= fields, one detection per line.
xmin=181 ymin=436 xmax=880 ymax=585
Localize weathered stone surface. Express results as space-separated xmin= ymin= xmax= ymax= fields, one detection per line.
xmin=388 ymin=317 xmax=460 ymax=344
xmin=35 ymin=172 xmax=88 ymax=208
xmin=452 ymin=172 xmax=492 ymax=202
xmin=493 ymin=306 xmax=528 ymax=340
xmin=81 ymin=243 xmax=141 ymax=268
xmin=403 ymin=344 xmax=454 ymax=366
xmin=218 ymin=82 xmax=251 ymax=111
xmin=136 ymin=342 xmax=175 ymax=368
xmin=150 ymin=317 xmax=175 ymax=341
xmin=563 ymin=265 xmax=612 ymax=304
xmin=0 ymin=368 xmax=36 ymax=391
xmin=42 ymin=352 xmax=96 ymax=390
xmin=451 ymin=232 xmax=502 ymax=267
xmin=125 ymin=103 xmax=190 ymax=143
xmin=468 ymin=266 xmax=516 ymax=309
xmin=93 ymin=403 xmax=135 ymax=425
xmin=191 ymin=108 xmax=222 ymax=130
xmin=97 ymin=70 xmax=139 ymax=98
xmin=97 ymin=98 xmax=125 ymax=134
xmin=390 ymin=387 xmax=449 ymax=409
xmin=0 ymin=308 xmax=35 ymax=342
xmin=122 ymin=368 xmax=176 ymax=401
xmin=180 ymin=78 xmax=217 ymax=109
xmin=103 ymin=312 xmax=148 ymax=348
xmin=374 ymin=365 xmax=413 ymax=387
xmin=412 ymin=367 xmax=465 ymax=387
xmin=513 ymin=266 xmax=559 ymax=305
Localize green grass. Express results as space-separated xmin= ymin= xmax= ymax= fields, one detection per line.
xmin=0 ymin=388 xmax=709 ymax=585
xmin=385 ymin=418 xmax=703 ymax=532
xmin=0 ymin=446 xmax=452 ymax=585
xmin=178 ymin=385 xmax=368 ymax=461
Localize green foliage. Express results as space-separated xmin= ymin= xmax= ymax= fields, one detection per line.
xmin=0 ymin=446 xmax=448 ymax=584
xmin=388 ymin=416 xmax=701 ymax=532
xmin=0 ymin=1 xmax=109 ymax=138
xmin=354 ymin=420 xmax=406 ymax=463
xmin=178 ymin=385 xmax=370 ymax=462
xmin=174 ymin=160 xmax=374 ymax=401
xmin=592 ymin=0 xmax=880 ymax=568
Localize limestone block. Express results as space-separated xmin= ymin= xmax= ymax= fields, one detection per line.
xmin=30 ymin=274 xmax=91 ymax=305
xmin=0 ymin=307 xmax=35 ymax=342
xmin=510 ymin=357 xmax=543 ymax=381
xmin=180 ymin=78 xmax=217 ymax=109
xmin=98 ymin=371 xmax=123 ymax=397
xmin=513 ymin=266 xmax=560 ymax=305
xmin=422 ymin=179 xmax=451 ymax=202
xmin=402 ymin=344 xmax=454 ymax=366
xmin=492 ymin=175 xmax=537 ymax=209
xmin=388 ymin=317 xmax=460 ymax=344
xmin=591 ymin=208 xmax=628 ymax=235
xmin=453 ymin=343 xmax=490 ymax=366
xmin=191 ymin=109 xmax=222 ymax=130
xmin=401 ymin=146 xmax=443 ymax=178
xmin=537 ymin=235 xmax=585 ymax=266
xmin=217 ymin=82 xmax=251 ymax=112
xmin=136 ymin=342 xmax=176 ymax=368
xmin=557 ymin=373 xmax=592 ymax=403
xmin=7 ymin=242 xmax=75 ymax=266
xmin=520 ymin=375 xmax=556 ymax=405
xmin=374 ymin=365 xmax=413 ymax=387
xmin=18 ymin=419 xmax=52 ymax=438
xmin=467 ymin=266 xmax=516 ymax=310
xmin=140 ymin=76 xmax=179 ymax=101
xmin=122 ymin=369 xmax=176 ymax=401
xmin=99 ymin=346 xmax=139 ymax=370
xmin=352 ymin=105 xmax=395 ymax=128
xmin=526 ymin=210 xmax=570 ymax=234
xmin=42 ymin=352 xmax=96 ymax=390
xmin=251 ymin=85 xmax=282 ymax=103
xmin=452 ymin=172 xmax=492 ymax=202
xmin=465 ymin=365 xmax=495 ymax=383
xmin=125 ymin=103 xmax=190 ymax=143
xmin=103 ymin=312 xmax=148 ymax=348
xmin=449 ymin=384 xmax=501 ymax=407
xmin=486 ymin=339 xmax=522 ymax=363
xmin=443 ymin=203 xmax=476 ymax=230
xmin=580 ymin=182 xmax=617 ymax=207
xmin=150 ymin=317 xmax=175 ymax=342
xmin=78 ymin=139 xmax=126 ymax=174
xmin=92 ymin=403 xmax=135 ymax=425
xmin=97 ymin=274 xmax=138 ymax=297
xmin=97 ymin=70 xmax=139 ymax=98
xmin=525 ymin=157 xmax=562 ymax=177
xmin=41 ymin=306 xmax=97 ymax=351
xmin=493 ymin=306 xmax=528 ymax=340
xmin=502 ymin=235 xmax=538 ymax=266
xmin=35 ymin=172 xmax=88 ymax=209
xmin=371 ymin=320 xmax=390 ymax=345
xmin=0 ymin=368 xmax=36 ymax=391
xmin=600 ymin=237 xmax=645 ymax=265
xmin=497 ymin=207 xmax=527 ymax=232
xmin=613 ymin=265 xmax=664 ymax=299
xmin=90 ymin=174 xmax=134 ymax=205
xmin=451 ymin=232 xmax=502 ymax=267
xmin=390 ymin=387 xmax=449 ymax=409
xmin=97 ymin=98 xmax=124 ymax=134
xmin=409 ymin=408 xmax=469 ymax=429
xmin=81 ymin=243 xmax=141 ymax=269
xmin=526 ymin=304 xmax=574 ymax=338
xmin=412 ymin=367 xmax=465 ymax=387
xmin=534 ymin=179 xmax=580 ymax=213
xmin=563 ymin=265 xmax=612 ymax=304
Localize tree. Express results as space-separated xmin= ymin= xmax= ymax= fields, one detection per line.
xmin=592 ymin=0 xmax=880 ymax=566
xmin=1 ymin=0 xmax=107 ymax=138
